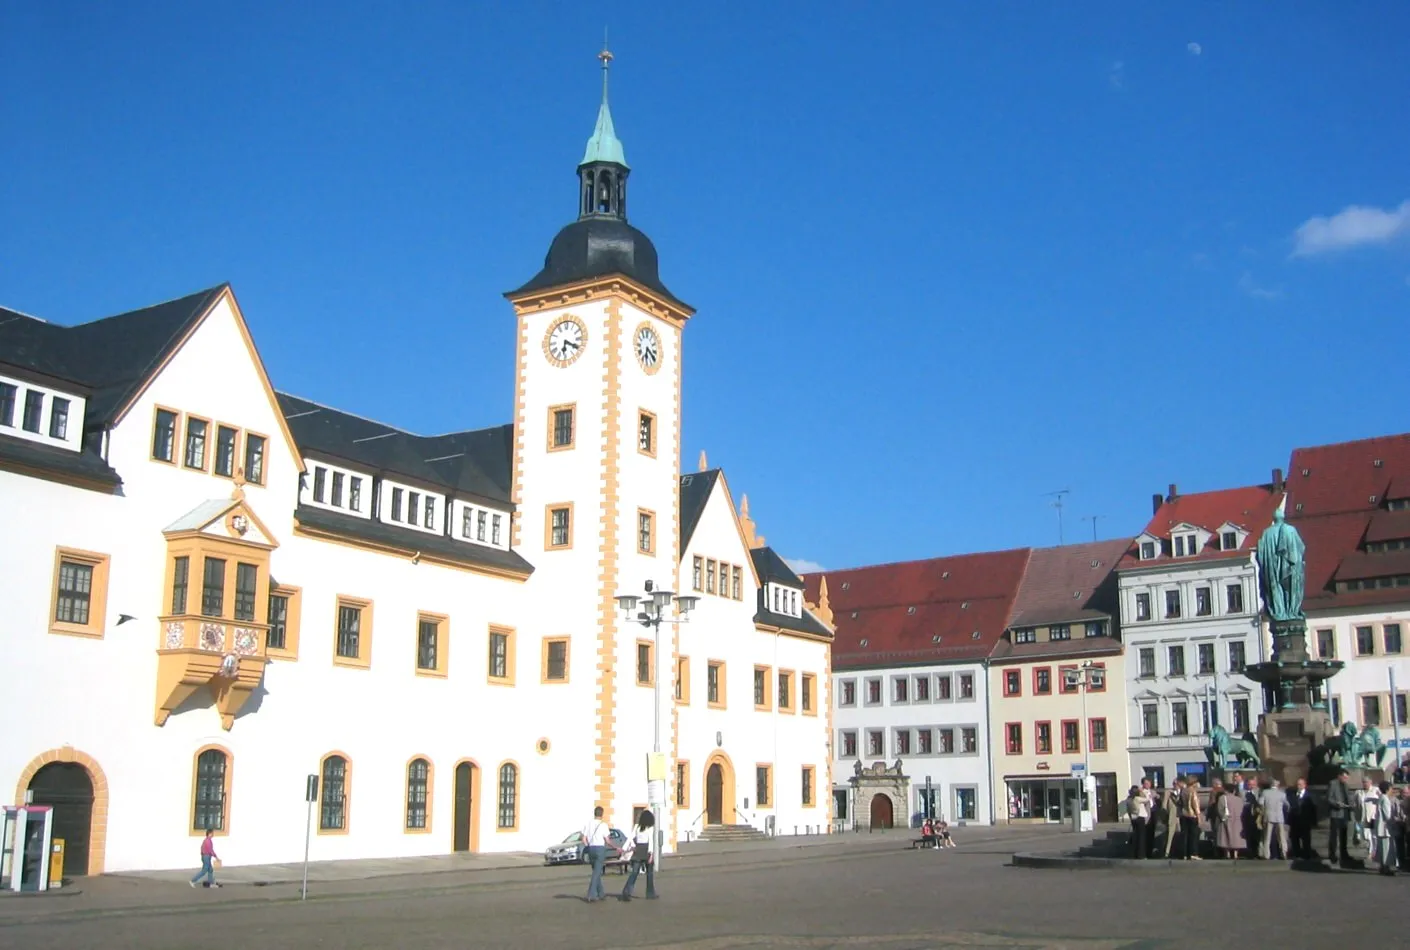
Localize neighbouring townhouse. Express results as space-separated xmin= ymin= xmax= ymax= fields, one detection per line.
xmin=0 ymin=63 xmax=831 ymax=875
xmin=989 ymin=540 xmax=1130 ymax=824
xmin=808 ymin=549 xmax=1031 ymax=829
xmin=1289 ymin=434 xmax=1410 ymax=757
xmin=1118 ymin=481 xmax=1279 ymax=787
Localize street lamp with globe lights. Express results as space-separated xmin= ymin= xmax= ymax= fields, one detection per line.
xmin=614 ymin=580 xmax=696 ymax=871
xmin=1063 ymin=659 xmax=1103 ymax=832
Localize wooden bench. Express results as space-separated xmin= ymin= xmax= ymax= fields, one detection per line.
xmin=910 ymin=836 xmax=938 ymax=850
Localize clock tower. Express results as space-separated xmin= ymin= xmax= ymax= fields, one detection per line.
xmin=505 ymin=47 xmax=694 ymax=823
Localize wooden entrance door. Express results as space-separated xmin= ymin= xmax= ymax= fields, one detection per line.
xmin=28 ymin=763 xmax=94 ymax=875
xmin=453 ymin=763 xmax=474 ymax=852
xmin=869 ymin=793 xmax=894 ymax=829
xmin=706 ymin=763 xmax=724 ymax=824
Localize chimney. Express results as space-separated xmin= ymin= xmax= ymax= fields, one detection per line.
xmin=1272 ymin=468 xmax=1284 ymax=492
xmin=1167 ymin=483 xmax=1179 ymax=502
xmin=1152 ymin=493 xmax=1164 ymax=515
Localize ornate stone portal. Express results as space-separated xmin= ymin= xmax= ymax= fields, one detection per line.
xmin=851 ymin=760 xmax=910 ymax=830
xmin=1242 ymin=504 xmax=1344 ymax=785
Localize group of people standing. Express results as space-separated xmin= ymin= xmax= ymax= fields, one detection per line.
xmin=1124 ymin=768 xmax=1406 ymax=871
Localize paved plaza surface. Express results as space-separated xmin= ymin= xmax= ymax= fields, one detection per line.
xmin=1 ymin=826 xmax=1403 ymax=949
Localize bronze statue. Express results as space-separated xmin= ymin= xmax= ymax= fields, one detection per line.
xmin=1256 ymin=505 xmax=1305 ymax=622
xmin=1207 ymin=724 xmax=1261 ymax=769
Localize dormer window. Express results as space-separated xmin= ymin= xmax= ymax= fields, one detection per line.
xmin=1014 ymin=628 xmax=1036 ymax=644
xmin=1140 ymin=541 xmax=1156 ymax=560
xmin=1173 ymin=533 xmax=1198 ymax=557
xmin=1221 ymin=530 xmax=1237 ymax=550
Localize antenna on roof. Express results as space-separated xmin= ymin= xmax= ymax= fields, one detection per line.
xmin=1043 ymin=489 xmax=1071 ymax=545
xmin=1081 ymin=514 xmax=1101 ymax=542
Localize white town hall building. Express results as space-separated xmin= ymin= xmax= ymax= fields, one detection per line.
xmin=0 ymin=63 xmax=833 ymax=875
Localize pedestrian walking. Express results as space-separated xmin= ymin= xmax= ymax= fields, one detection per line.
xmin=1140 ymin=778 xmax=1158 ymax=858
xmin=1211 ymin=780 xmax=1243 ymax=860
xmin=582 ymin=805 xmax=610 ymax=903
xmin=619 ymin=811 xmax=658 ymax=901
xmin=1359 ymin=778 xmax=1380 ymax=860
xmin=189 ymin=829 xmax=221 ymax=888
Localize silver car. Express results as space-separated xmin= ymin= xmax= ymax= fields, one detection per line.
xmin=544 ymin=827 xmax=627 ymax=865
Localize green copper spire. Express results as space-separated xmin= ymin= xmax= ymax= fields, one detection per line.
xmin=580 ymin=43 xmax=628 ymax=169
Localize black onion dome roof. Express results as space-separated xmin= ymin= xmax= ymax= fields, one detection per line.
xmin=509 ymin=217 xmax=688 ymax=310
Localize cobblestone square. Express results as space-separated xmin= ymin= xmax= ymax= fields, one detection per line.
xmin=1 ymin=829 xmax=1400 ymax=949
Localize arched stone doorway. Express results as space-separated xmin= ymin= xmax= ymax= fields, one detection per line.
xmin=869 ymin=793 xmax=894 ymax=830
xmin=15 ymin=747 xmax=108 ymax=876
xmin=702 ymin=751 xmax=736 ymax=825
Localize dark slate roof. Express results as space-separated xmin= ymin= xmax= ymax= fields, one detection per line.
xmin=294 ymin=505 xmax=533 ymax=576
xmin=678 ymin=469 xmax=720 ymax=551
xmin=754 ymin=603 xmax=834 ymax=640
xmin=988 ymin=634 xmax=1125 ymax=664
xmin=508 ymin=217 xmax=690 ymax=311
xmin=0 ymin=433 xmax=121 ymax=490
xmin=751 ymin=546 xmax=804 ymax=588
xmin=0 ymin=286 xmax=227 ymax=425
xmin=277 ymin=393 xmax=512 ymax=506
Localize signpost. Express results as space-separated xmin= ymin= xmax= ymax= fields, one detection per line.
xmin=302 ymin=774 xmax=317 ymax=901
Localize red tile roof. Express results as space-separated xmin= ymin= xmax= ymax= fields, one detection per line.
xmin=1007 ymin=538 xmax=1130 ymax=628
xmin=1286 ymin=433 xmax=1410 ymax=612
xmin=801 ymin=548 xmax=1031 ymax=671
xmin=1286 ymin=433 xmax=1410 ymax=518
xmin=1118 ymin=484 xmax=1281 ymax=571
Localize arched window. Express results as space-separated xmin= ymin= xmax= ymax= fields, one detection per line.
xmin=192 ymin=747 xmax=230 ymax=832
xmin=497 ymin=762 xmax=518 ymax=830
xmin=320 ymin=754 xmax=348 ymax=832
xmin=406 ymin=758 xmax=430 ymax=830
xmin=582 ymin=171 xmax=595 ymax=216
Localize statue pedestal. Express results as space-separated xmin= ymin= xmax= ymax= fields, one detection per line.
xmin=1256 ymin=707 xmax=1337 ymax=787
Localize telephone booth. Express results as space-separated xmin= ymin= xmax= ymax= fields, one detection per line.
xmin=1 ymin=806 xmax=55 ymax=892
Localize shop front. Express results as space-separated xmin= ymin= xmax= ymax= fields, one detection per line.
xmin=1004 ymin=773 xmax=1118 ymax=823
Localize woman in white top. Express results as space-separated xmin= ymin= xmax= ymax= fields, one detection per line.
xmin=620 ymin=810 xmax=658 ymax=901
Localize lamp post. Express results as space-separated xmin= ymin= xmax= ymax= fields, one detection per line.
xmin=1064 ymin=660 xmax=1100 ymax=832
xmin=614 ymin=580 xmax=696 ymax=873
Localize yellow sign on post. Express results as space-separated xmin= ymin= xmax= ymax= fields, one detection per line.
xmin=646 ymin=753 xmax=667 ymax=781
xmin=50 ymin=838 xmax=64 ymax=887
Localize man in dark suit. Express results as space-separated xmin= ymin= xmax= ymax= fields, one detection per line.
xmin=1289 ymin=776 xmax=1318 ymax=859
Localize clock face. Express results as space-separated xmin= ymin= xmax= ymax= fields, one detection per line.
xmin=544 ymin=318 xmax=586 ymax=366
xmin=634 ymin=325 xmax=661 ymax=372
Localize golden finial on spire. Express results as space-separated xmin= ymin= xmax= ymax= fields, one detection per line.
xmin=698 ymin=450 xmax=708 ymax=472
xmin=815 ymin=575 xmax=834 ymax=626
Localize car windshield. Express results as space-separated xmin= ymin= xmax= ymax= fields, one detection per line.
xmin=560 ymin=832 xmax=583 ymax=845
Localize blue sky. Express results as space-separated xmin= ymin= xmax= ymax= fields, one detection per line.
xmin=3 ymin=3 xmax=1407 ymax=573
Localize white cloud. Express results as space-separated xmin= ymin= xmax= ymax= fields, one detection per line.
xmin=1187 ymin=42 xmax=1202 ymax=56
xmin=1109 ymin=61 xmax=1125 ymax=90
xmin=784 ymin=557 xmax=826 ymax=575
xmin=1238 ymin=272 xmax=1282 ymax=300
xmin=1292 ymin=200 xmax=1410 ymax=257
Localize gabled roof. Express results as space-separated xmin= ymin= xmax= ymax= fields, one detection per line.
xmin=1006 ymin=538 xmax=1130 ymax=629
xmin=1286 ymin=433 xmax=1410 ymax=518
xmin=277 ymin=393 xmax=512 ymax=505
xmin=1119 ymin=483 xmax=1280 ymax=570
xmin=678 ymin=469 xmax=720 ymax=551
xmin=801 ymin=548 xmax=1032 ymax=670
xmin=0 ymin=285 xmax=227 ymax=425
xmin=1287 ymin=433 xmax=1410 ymax=612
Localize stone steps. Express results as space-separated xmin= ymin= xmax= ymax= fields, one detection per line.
xmin=698 ymin=823 xmax=769 ymax=842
